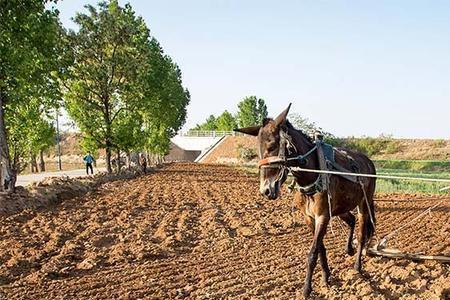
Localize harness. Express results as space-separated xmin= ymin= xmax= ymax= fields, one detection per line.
xmin=258 ymin=129 xmax=358 ymax=196
xmin=258 ymin=127 xmax=376 ymax=238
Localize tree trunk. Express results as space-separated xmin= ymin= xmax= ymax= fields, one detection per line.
xmin=105 ymin=146 xmax=112 ymax=173
xmin=146 ymin=151 xmax=150 ymax=166
xmin=0 ymin=90 xmax=15 ymax=192
xmin=127 ymin=151 xmax=131 ymax=169
xmin=104 ymin=98 xmax=113 ymax=174
xmin=38 ymin=149 xmax=45 ymax=172
xmin=116 ymin=149 xmax=121 ymax=173
xmin=30 ymin=152 xmax=38 ymax=173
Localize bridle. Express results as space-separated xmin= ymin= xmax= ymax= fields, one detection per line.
xmin=258 ymin=127 xmax=317 ymax=171
xmin=257 ymin=127 xmax=324 ymax=198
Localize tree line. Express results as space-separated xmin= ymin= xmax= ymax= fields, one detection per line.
xmin=192 ymin=96 xmax=268 ymax=131
xmin=0 ymin=0 xmax=189 ymax=191
xmin=191 ymin=96 xmax=343 ymax=146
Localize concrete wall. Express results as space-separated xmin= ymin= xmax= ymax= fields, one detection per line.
xmin=171 ymin=136 xmax=222 ymax=151
xmin=164 ymin=142 xmax=201 ymax=162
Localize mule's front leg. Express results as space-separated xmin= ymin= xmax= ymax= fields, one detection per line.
xmin=304 ymin=216 xmax=330 ymax=286
xmin=318 ymin=242 xmax=330 ymax=285
xmin=303 ymin=217 xmax=329 ymax=298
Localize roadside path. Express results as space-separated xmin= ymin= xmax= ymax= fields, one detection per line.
xmin=16 ymin=168 xmax=106 ymax=187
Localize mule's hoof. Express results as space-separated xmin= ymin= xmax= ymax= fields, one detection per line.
xmin=347 ymin=247 xmax=355 ymax=256
xmin=322 ymin=272 xmax=331 ymax=286
xmin=303 ymin=285 xmax=312 ymax=298
xmin=354 ymin=263 xmax=362 ymax=273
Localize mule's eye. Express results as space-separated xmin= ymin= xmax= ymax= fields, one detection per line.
xmin=267 ymin=143 xmax=277 ymax=152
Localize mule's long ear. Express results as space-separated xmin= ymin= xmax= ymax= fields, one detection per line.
xmin=274 ymin=103 xmax=292 ymax=127
xmin=233 ymin=125 xmax=261 ymax=136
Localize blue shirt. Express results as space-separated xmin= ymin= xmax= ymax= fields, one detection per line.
xmin=84 ymin=154 xmax=94 ymax=164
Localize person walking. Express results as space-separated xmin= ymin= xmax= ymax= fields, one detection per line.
xmin=83 ymin=152 xmax=95 ymax=175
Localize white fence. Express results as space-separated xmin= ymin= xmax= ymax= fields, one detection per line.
xmin=178 ymin=131 xmax=243 ymax=137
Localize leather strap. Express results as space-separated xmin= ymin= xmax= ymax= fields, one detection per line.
xmin=258 ymin=156 xmax=285 ymax=168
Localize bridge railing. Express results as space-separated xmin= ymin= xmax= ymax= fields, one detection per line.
xmin=178 ymin=130 xmax=244 ymax=137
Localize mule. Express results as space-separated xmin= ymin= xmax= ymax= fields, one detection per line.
xmin=235 ymin=104 xmax=376 ymax=298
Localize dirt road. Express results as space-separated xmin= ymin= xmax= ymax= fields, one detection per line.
xmin=0 ymin=163 xmax=449 ymax=299
xmin=16 ymin=168 xmax=107 ymax=187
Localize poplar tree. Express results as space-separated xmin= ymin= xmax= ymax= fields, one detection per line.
xmin=65 ymin=1 xmax=189 ymax=172
xmin=64 ymin=1 xmax=151 ymax=173
xmin=0 ymin=0 xmax=61 ymax=191
xmin=236 ymin=96 xmax=268 ymax=127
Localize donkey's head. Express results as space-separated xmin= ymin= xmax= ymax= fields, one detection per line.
xmin=234 ymin=104 xmax=292 ymax=200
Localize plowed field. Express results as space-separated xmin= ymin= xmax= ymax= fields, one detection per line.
xmin=0 ymin=163 xmax=449 ymax=299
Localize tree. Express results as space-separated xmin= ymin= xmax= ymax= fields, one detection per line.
xmin=32 ymin=116 xmax=56 ymax=172
xmin=288 ymin=113 xmax=338 ymax=144
xmin=193 ymin=115 xmax=217 ymax=131
xmin=64 ymin=0 xmax=152 ymax=173
xmin=216 ymin=110 xmax=236 ymax=131
xmin=236 ymin=96 xmax=268 ymax=127
xmin=5 ymin=99 xmax=56 ymax=175
xmin=65 ymin=2 xmax=189 ymax=170
xmin=140 ymin=39 xmax=189 ymax=157
xmin=112 ymin=107 xmax=143 ymax=171
xmin=0 ymin=0 xmax=61 ymax=191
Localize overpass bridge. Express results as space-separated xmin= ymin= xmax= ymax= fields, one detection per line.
xmin=167 ymin=131 xmax=241 ymax=162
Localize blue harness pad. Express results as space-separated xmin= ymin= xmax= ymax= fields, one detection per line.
xmin=321 ymin=142 xmax=335 ymax=163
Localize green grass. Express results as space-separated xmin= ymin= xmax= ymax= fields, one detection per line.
xmin=376 ymin=168 xmax=450 ymax=194
xmin=374 ymin=159 xmax=450 ymax=172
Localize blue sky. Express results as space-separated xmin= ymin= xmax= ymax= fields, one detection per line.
xmin=52 ymin=1 xmax=450 ymax=138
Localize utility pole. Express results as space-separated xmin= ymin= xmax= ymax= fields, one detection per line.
xmin=56 ymin=109 xmax=62 ymax=171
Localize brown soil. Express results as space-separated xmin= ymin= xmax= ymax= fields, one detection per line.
xmin=373 ymin=139 xmax=450 ymax=160
xmin=0 ymin=163 xmax=449 ymax=299
xmin=201 ymin=136 xmax=257 ymax=164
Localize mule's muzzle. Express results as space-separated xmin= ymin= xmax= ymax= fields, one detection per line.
xmin=261 ymin=183 xmax=279 ymax=200
xmin=261 ymin=187 xmax=278 ymax=200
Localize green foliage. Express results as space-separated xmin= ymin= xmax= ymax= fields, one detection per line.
xmin=216 ymin=110 xmax=237 ymax=131
xmin=80 ymin=135 xmax=98 ymax=155
xmin=193 ymin=115 xmax=217 ymax=131
xmin=190 ymin=96 xmax=265 ymax=131
xmin=141 ymin=41 xmax=190 ymax=155
xmin=0 ymin=0 xmax=62 ymax=189
xmin=0 ymin=0 xmax=62 ymax=101
xmin=64 ymin=0 xmax=150 ymax=162
xmin=342 ymin=135 xmax=397 ymax=156
xmin=237 ymin=96 xmax=267 ymax=127
xmin=64 ymin=1 xmax=189 ymax=170
xmin=236 ymin=144 xmax=257 ymax=161
xmin=236 ymin=96 xmax=268 ymax=127
xmin=374 ymin=160 xmax=450 ymax=172
xmin=6 ymin=100 xmax=56 ymax=173
xmin=192 ymin=111 xmax=237 ymax=131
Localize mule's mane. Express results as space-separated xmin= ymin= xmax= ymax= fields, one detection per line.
xmin=285 ymin=120 xmax=314 ymax=144
xmin=262 ymin=118 xmax=314 ymax=144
